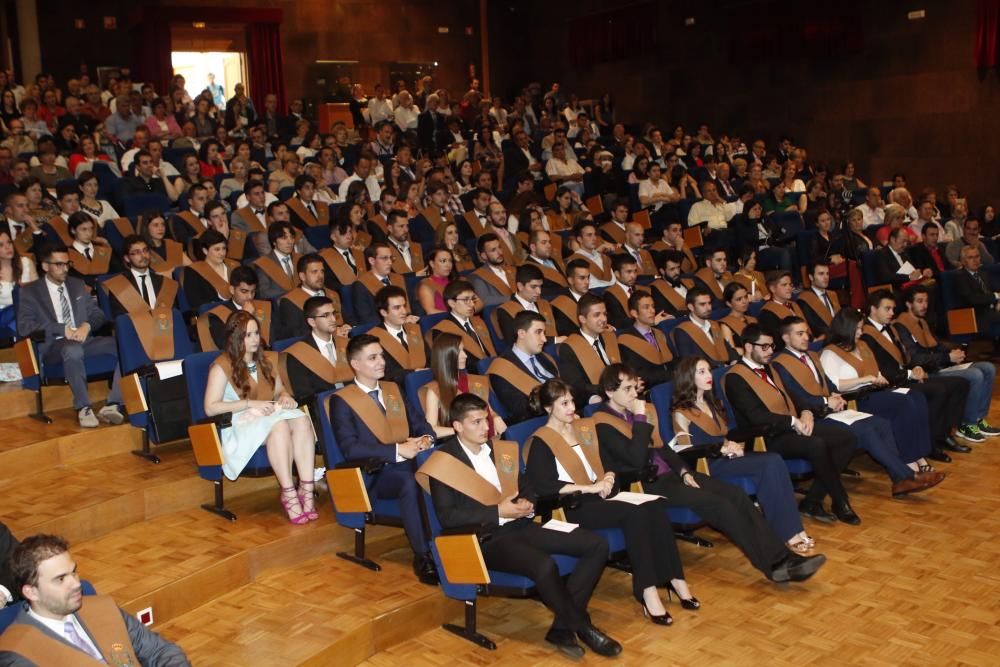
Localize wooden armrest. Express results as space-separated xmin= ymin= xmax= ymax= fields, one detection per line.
xmin=325 ymin=468 xmax=373 ymax=513
xmin=433 ymin=534 xmax=490 ymax=585
xmin=947 ymin=308 xmax=978 ymax=336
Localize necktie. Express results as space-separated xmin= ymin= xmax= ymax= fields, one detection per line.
xmin=529 ymin=355 xmax=548 ymax=381
xmin=343 ymin=250 xmax=357 ymax=273
xmin=643 ymin=330 xmax=658 ymax=348
xmin=381 ymin=276 xmax=391 ymax=286
xmin=306 ymin=202 xmax=316 ymax=218
xmin=799 ymin=354 xmax=809 ymax=365
xmin=58 ymin=285 xmax=75 ymax=328
xmin=254 ymin=209 xmax=264 ymax=216
xmin=633 ymin=249 xmax=643 ymax=265
xmin=464 ymin=321 xmax=486 ymax=352
xmin=593 ymin=338 xmax=609 ymax=365
xmin=397 ymin=329 xmax=409 ymax=350
xmin=84 ymin=247 xmax=92 ymax=261
xmin=753 ymin=367 xmax=773 ymax=387
xmin=821 ymin=291 xmax=833 ymax=314
xmin=368 ymin=389 xmax=386 ymax=415
xmin=138 ymin=273 xmax=151 ymax=305
xmin=975 ymin=272 xmax=987 ymax=292
xmin=325 ymin=341 xmax=336 ymax=364
xmin=63 ymin=619 xmax=103 ymax=661
xmin=281 ymin=255 xmax=293 ymax=278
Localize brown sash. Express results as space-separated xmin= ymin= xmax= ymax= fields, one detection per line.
xmin=68 ymin=246 xmax=111 ymax=275
xmin=104 ymin=274 xmax=178 ymax=314
xmin=372 ymin=323 xmax=427 ymax=369
xmin=431 ymin=317 xmax=497 ymax=357
xmin=673 ymin=406 xmax=728 ymax=444
xmin=236 ymin=206 xmax=267 ymax=233
xmin=279 ymin=287 xmax=344 ymax=327
xmin=545 ymin=210 xmax=572 ymax=231
xmin=797 ymin=289 xmax=840 ymax=326
xmin=618 ymin=328 xmax=673 ymax=365
xmin=358 ymin=270 xmax=406 ymax=298
xmin=525 ymin=419 xmax=605 ymax=484
xmin=287 ymin=197 xmax=329 ymax=227
xmin=862 ymin=323 xmax=905 ymax=365
xmin=319 ymin=247 xmax=363 ymax=286
xmin=571 ymin=251 xmax=612 ymax=282
xmin=334 ymin=381 xmax=410 ymax=444
xmin=649 ymin=279 xmax=687 ymax=312
xmin=187 ymin=260 xmax=237 ymax=300
xmin=390 ymin=242 xmax=425 ymax=275
xmin=279 ymin=337 xmax=353 ymax=390
xmin=550 ymin=294 xmax=578 ymax=329
xmin=177 ymin=210 xmax=206 ymax=236
xmin=414 ymin=440 xmax=520 ymax=503
xmin=464 ymin=210 xmax=490 ymax=238
xmin=562 ymin=332 xmax=620 ymax=383
xmin=110 ymin=216 xmax=135 ymax=239
xmin=486 ymin=355 xmax=556 ymax=397
xmin=254 ymin=254 xmax=301 ymax=292
xmin=197 ymin=301 xmax=272 ymax=351
xmin=129 ymin=307 xmax=176 ymax=360
xmin=694 ymin=267 xmax=730 ymax=301
xmin=823 ymin=342 xmax=880 ymax=377
xmin=894 ymin=312 xmax=937 ymax=348
xmin=772 ymin=351 xmax=829 ymax=397
xmin=0 ymin=595 xmax=139 ymax=667
xmin=724 ymin=364 xmax=795 ymax=416
xmin=527 ymin=256 xmax=568 ymax=287
xmin=631 ymin=248 xmax=657 ymax=276
xmin=732 ymin=270 xmax=771 ymax=300
xmin=472 ymin=265 xmax=515 ymax=297
xmin=603 ymin=283 xmax=631 ymax=315
xmin=421 ymin=206 xmax=454 ymax=231
xmin=494 ymin=298 xmax=557 ymax=338
xmin=677 ymin=320 xmax=730 ymax=362
xmin=369 ymin=213 xmax=389 ymax=235
xmin=46 ymin=216 xmax=74 ymax=246
xmin=227 ymin=228 xmax=247 ymax=260
xmin=762 ymin=300 xmax=808 ymax=326
xmin=720 ymin=313 xmax=756 ymax=337
xmin=419 ymin=375 xmax=491 ymax=423
xmin=213 ymin=351 xmax=278 ymax=400
xmin=149 ymin=239 xmax=186 ymax=273
xmin=13 ymin=226 xmax=34 ymax=255
xmin=600 ymin=221 xmax=626 ymax=244
xmin=592 ymin=406 xmax=664 ymax=448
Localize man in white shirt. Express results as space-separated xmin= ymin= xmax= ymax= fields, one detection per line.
xmin=367 ymin=84 xmax=394 ymax=126
xmin=857 ymin=187 xmax=885 ymax=229
xmin=337 ymin=155 xmax=381 ymax=202
xmin=638 ymin=163 xmax=678 ymax=212
xmin=570 ymin=220 xmax=616 ymax=289
xmin=545 ymin=142 xmax=585 ymax=198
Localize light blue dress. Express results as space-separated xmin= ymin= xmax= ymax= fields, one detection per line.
xmin=220 ymin=370 xmax=307 ymax=480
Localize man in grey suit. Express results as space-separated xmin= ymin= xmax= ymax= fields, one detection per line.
xmin=468 ymin=232 xmax=515 ymax=308
xmin=16 ymin=246 xmax=124 ymax=428
xmin=0 ymin=534 xmax=190 ymax=666
xmin=253 ymin=220 xmax=301 ymax=300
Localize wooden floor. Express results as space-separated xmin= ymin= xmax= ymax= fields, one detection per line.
xmin=3 ymin=380 xmax=1000 ymax=665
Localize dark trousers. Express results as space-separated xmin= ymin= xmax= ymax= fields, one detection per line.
xmin=483 ymin=519 xmax=607 ymax=632
xmin=833 ymin=414 xmax=914 ymax=483
xmin=764 ymin=422 xmax=856 ymax=506
xmin=371 ymin=462 xmax=428 ymax=555
xmin=710 ymin=452 xmax=805 ymax=542
xmin=645 ymin=472 xmax=788 ymax=577
xmin=858 ymin=390 xmax=932 ymax=464
xmin=908 ymin=375 xmax=969 ymax=440
xmin=567 ymin=496 xmax=682 ymax=598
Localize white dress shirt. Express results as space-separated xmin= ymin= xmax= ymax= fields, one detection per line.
xmin=131 ymin=267 xmax=156 ymax=308
xmin=313 ymin=332 xmax=337 ymax=364
xmin=581 ymin=330 xmax=610 ymax=365
xmin=638 ymin=178 xmax=674 ymax=211
xmin=45 ymin=277 xmax=75 ymax=328
xmin=458 ymin=438 xmax=513 ymax=525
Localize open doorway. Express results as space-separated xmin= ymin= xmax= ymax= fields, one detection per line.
xmin=171 ymin=51 xmax=247 ymax=109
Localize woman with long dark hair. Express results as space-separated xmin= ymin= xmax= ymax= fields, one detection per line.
xmin=432 ymin=222 xmax=474 ymax=272
xmin=138 ymin=210 xmax=190 ymax=274
xmin=421 ymin=332 xmax=505 ymax=439
xmin=719 ymin=282 xmax=758 ymax=350
xmin=203 ymin=310 xmax=316 ymax=523
xmin=416 ymin=247 xmax=457 ymax=315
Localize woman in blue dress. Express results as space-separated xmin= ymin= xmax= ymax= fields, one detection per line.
xmin=204 ymin=310 xmax=316 ymax=524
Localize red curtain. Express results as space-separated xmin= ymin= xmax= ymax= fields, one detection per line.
xmin=246 ymin=22 xmax=286 ymax=113
xmin=976 ymin=0 xmax=1000 ymax=68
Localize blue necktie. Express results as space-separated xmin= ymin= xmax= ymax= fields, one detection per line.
xmin=368 ymin=389 xmax=386 ymax=415
xmin=529 ymin=356 xmax=548 ymax=381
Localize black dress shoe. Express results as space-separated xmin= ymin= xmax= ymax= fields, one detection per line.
xmin=798 ymin=500 xmax=836 ymax=524
xmin=577 ymin=625 xmax=623 ymax=657
xmin=545 ymin=628 xmax=585 ymax=659
xmin=785 ymin=553 xmax=827 ymax=582
xmin=927 ymin=448 xmax=952 ymax=463
xmin=832 ymin=501 xmax=861 ymax=525
xmin=940 ymin=437 xmax=972 ymax=454
xmin=412 ymin=554 xmax=439 ymax=586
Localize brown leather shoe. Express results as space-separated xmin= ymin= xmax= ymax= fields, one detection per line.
xmin=891 ymin=477 xmax=930 ymax=498
xmin=914 ymin=470 xmax=946 ymax=489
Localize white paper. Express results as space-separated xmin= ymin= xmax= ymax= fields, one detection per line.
xmin=941 ymin=362 xmax=973 ymax=372
xmin=609 ymin=491 xmax=661 ymax=505
xmin=892 ymin=388 xmax=910 ymax=394
xmin=825 ymin=409 xmax=872 ymax=425
xmin=896 ymin=261 xmax=916 ymax=275
xmin=156 ymin=360 xmax=184 ymax=380
xmin=542 ymin=519 xmax=579 ymax=533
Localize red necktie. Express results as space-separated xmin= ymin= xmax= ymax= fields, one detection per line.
xmin=754 ymin=368 xmax=770 ymax=384
xmin=799 ymin=354 xmax=809 ymax=365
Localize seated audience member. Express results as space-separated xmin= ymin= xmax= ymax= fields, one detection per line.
xmin=616 ymin=291 xmax=673 ymax=387
xmin=596 ymin=363 xmax=825 ymax=581
xmin=602 ymin=253 xmax=644 ymax=330
xmin=896 ymin=285 xmax=999 ymax=441
xmin=329 ymin=334 xmax=438 ymax=584
xmin=723 ymin=325 xmax=860 ymax=525
xmin=280 ymin=295 xmax=352 ymax=405
xmin=370 ymin=285 xmax=426 ymax=387
xmin=494 ymin=263 xmax=559 ymax=343
xmin=551 ymin=259 xmax=591 ymax=336
xmin=671 ymin=357 xmax=818 ymax=555
xmin=169 ymin=184 xmax=210 ymax=247
xmin=3 ymin=191 xmax=46 ymax=255
xmin=843 ymin=207 xmax=875 ymax=260
xmin=320 ymin=218 xmax=364 ymax=291
xmin=909 ymin=222 xmax=947 ymax=279
xmin=204 ymin=310 xmax=316 ymax=522
xmin=428 ymin=279 xmax=496 ymax=364
xmin=731 ymin=247 xmax=770 ymax=302
xmin=435 ymin=220 xmax=476 ymax=272
xmin=183 ymin=230 xmax=239 ymax=310
xmin=140 ymin=211 xmax=190 ymax=275
xmin=488 ymin=311 xmax=558 ymax=424
xmin=862 ymin=290 xmax=972 ymax=454
xmin=545 ymin=142 xmax=585 ymax=198
xmin=198 ymin=265 xmax=273 ymax=351
xmin=951 ymin=245 xmax=1000 ymax=338
xmin=687 ymin=181 xmax=734 ymax=253
xmin=0 ymin=534 xmax=190 ymax=664
xmin=875 ymin=204 xmax=918 ymax=248
xmin=0 ymin=229 xmax=37 ymax=314
xmin=874 ymin=227 xmax=930 ymax=290
xmin=275 ymin=254 xmax=348 ymax=339
xmin=674 ymin=287 xmax=735 ymax=368
xmin=352 ymin=242 xmax=407 ymax=323
xmin=599 ymin=199 xmax=631 ymax=245
xmin=16 ymin=246 xmax=124 ymax=428
xmin=648 ymin=250 xmax=689 ymax=317
xmin=106 ymin=235 xmax=180 ymax=317
xmin=569 ymin=220 xmax=615 ymax=289
xmin=796 ymin=262 xmax=840 ymax=340
xmin=638 ymin=163 xmax=679 ymax=217
xmin=757 ymin=271 xmax=808 ymax=339
xmin=415 ymin=247 xmax=456 ymax=316
xmin=524 ymin=378 xmax=692 ymax=631
xmin=691 ymin=248 xmax=731 ymax=307
xmin=775 ymin=317 xmax=944 ymax=498
xmin=650 ymin=221 xmax=697 ymax=273
xmin=719 ymin=282 xmax=757 ymax=348
xmin=524 ymin=229 xmax=568 ymax=298
xmin=622 ymin=221 xmax=657 ymax=277
xmin=286 ymin=175 xmax=330 ymax=230
xmin=945 ymin=217 xmax=994 ymax=268
xmin=253 ymin=221 xmax=301 ymax=300
xmin=45 ymin=182 xmax=80 ymax=247
xmin=809 ymin=211 xmax=847 ymax=276
xmin=468 ymin=233 xmax=516 ymax=308
xmin=557 ymin=293 xmax=620 ymax=407
xmin=421 ymin=332 xmax=505 ymax=439
xmin=65 ymin=212 xmax=118 ymax=285
xmin=417 ymin=393 xmax=620 ymax=660
xmin=203 ymin=200 xmax=251 ymax=262
xmin=229 ymin=180 xmax=270 ymax=240
xmin=385 ymin=210 xmax=425 ymax=276
xmin=856 ymin=187 xmax=885 ymax=228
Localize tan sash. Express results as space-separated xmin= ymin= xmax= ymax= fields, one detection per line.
xmin=421 ymin=206 xmax=454 ymax=231
xmin=149 ymin=239 xmax=186 ymax=273
xmin=527 ymin=257 xmax=568 ymax=288
xmin=632 ymin=248 xmax=657 ymax=276
xmin=464 ymin=210 xmax=490 ymax=238
xmin=254 ymin=254 xmax=301 ymax=292
xmin=472 ymin=265 xmax=515 ymax=297
xmin=46 ymin=216 xmax=74 ymax=246
xmin=414 ymin=440 xmax=520 ymax=503
xmin=571 ymin=251 xmax=612 ymax=282
xmin=545 ymin=210 xmax=572 ymax=231
xmin=287 ymin=197 xmax=329 ymax=227
xmin=431 ymin=318 xmax=497 ymax=357
xmin=550 ymin=294 xmax=578 ymax=329
xmin=494 ymin=299 xmax=557 ymax=338
xmin=618 ymin=328 xmax=673 ymax=365
xmin=319 ymin=247 xmax=363 ymax=286
xmin=797 ymin=289 xmax=840 ymax=326
xmin=13 ymin=226 xmax=34 ymax=255
xmin=677 ymin=320 xmax=730 ymax=363
xmin=650 ymin=240 xmax=696 ymax=273
xmin=358 ymin=270 xmax=406 ymax=297
xmin=562 ymin=332 xmax=620 ymax=383
xmin=197 ymin=301 xmax=272 ymax=351
xmin=177 ymin=211 xmax=206 ymax=237
xmin=369 ymin=213 xmax=389 ymax=235
xmin=187 ymin=260 xmax=237 ymax=300
xmin=772 ymin=351 xmax=829 ymax=397
xmin=600 ymin=221 xmax=626 ymax=244
xmin=0 ymin=595 xmax=140 ymax=667
xmin=486 ymin=355 xmax=555 ymax=397
xmin=104 ymin=274 xmax=178 ymax=314
xmin=592 ymin=405 xmax=664 ymax=448
xmin=603 ymin=283 xmax=632 ymax=315
xmin=732 ymin=270 xmax=771 ymax=300
xmin=694 ymin=267 xmax=730 ymax=301
xmin=894 ymin=312 xmax=937 ymax=348
xmin=110 ymin=216 xmax=135 ymax=239
xmin=129 ymin=307 xmax=176 ymax=360
xmin=724 ymin=364 xmax=794 ymax=416
xmin=390 ymin=242 xmax=425 ymax=275
xmin=227 ymin=228 xmax=248 ymax=260
xmin=334 ymin=381 xmax=411 ymax=444
xmin=720 ymin=313 xmax=756 ymax=337
xmin=279 ymin=337 xmax=353 ymax=390
xmin=213 ymin=351 xmax=278 ymax=400
xmin=419 ymin=375 xmax=492 ymax=423
xmin=236 ymin=206 xmax=267 ymax=233
xmin=862 ymin=323 xmax=905 ymax=365
xmin=68 ymin=246 xmax=112 ymax=275
xmin=824 ymin=342 xmax=880 ymax=377
xmin=649 ymin=279 xmax=687 ymax=312
xmin=762 ymin=300 xmax=808 ymax=326
xmin=372 ymin=323 xmax=427 ymax=369
xmin=674 ymin=406 xmax=728 ymax=443
xmin=525 ymin=420 xmax=604 ymax=484
xmin=279 ymin=287 xmax=344 ymax=326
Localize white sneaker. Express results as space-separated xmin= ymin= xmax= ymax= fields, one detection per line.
xmin=97 ymin=404 xmax=125 ymax=425
xmin=78 ymin=407 xmax=99 ymax=428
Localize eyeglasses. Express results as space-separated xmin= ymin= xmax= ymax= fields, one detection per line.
xmin=313 ymin=311 xmax=339 ymax=319
xmin=46 ymin=261 xmax=73 ymax=268
xmin=454 ymin=296 xmax=478 ymax=304
xmin=750 ymin=342 xmax=776 ymax=350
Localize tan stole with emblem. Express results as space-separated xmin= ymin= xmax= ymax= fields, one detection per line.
xmin=390 ymin=242 xmax=425 ymax=274
xmin=334 ymin=381 xmax=411 ymax=444
xmin=894 ymin=312 xmax=937 ymax=348
xmin=649 ymin=279 xmax=687 ymax=312
xmin=415 ymin=440 xmax=520 ymax=503
xmin=68 ymin=246 xmax=111 ymax=275
xmin=550 ymin=294 xmax=578 ymax=328
xmin=618 ymin=328 xmax=672 ymax=365
xmin=279 ymin=336 xmax=352 ymax=390
xmin=255 ymin=254 xmax=301 ymax=292
xmin=421 ymin=206 xmax=453 ymax=232
xmin=861 ymin=324 xmax=905 ymax=365
xmin=0 ymin=595 xmax=140 ymax=667
xmin=762 ymin=300 xmax=809 ymax=328
xmin=320 ymin=247 xmax=363 ymax=286
xmin=494 ymin=299 xmax=557 ymax=338
xmin=545 ymin=210 xmax=571 ymax=231
xmin=772 ymin=351 xmax=829 ymax=397
xmin=528 ymin=257 xmax=568 ymax=288
xmin=732 ymin=270 xmax=770 ymax=300
xmin=372 ymin=323 xmax=427 ymax=369
xmin=572 ymin=251 xmax=612 ymax=282
xmin=128 ymin=307 xmax=176 ymax=360
xmin=187 ymin=260 xmax=237 ymax=300
xmin=677 ymin=320 xmax=729 ymax=362
xmin=369 ymin=213 xmax=389 ymax=235
xmin=12 ymin=226 xmax=34 ymax=255
xmin=823 ymin=342 xmax=881 ymax=377
xmin=104 ymin=274 xmax=178 ymax=314
xmin=431 ymin=317 xmax=497 ymax=357
xmin=673 ymin=405 xmax=728 ymax=448
xmin=226 ymin=229 xmax=248 ymax=260
xmin=562 ymin=332 xmax=620 ymax=384
xmin=694 ymin=267 xmax=730 ymax=301
xmin=592 ymin=405 xmax=664 ymax=448
xmin=650 ymin=241 xmax=696 ymax=273
xmin=720 ymin=313 xmax=757 ymax=337
xmin=486 ymin=354 xmax=556 ymax=397
xmin=472 ymin=265 xmax=515 ymax=297
xmin=213 ymin=351 xmax=278 ymax=400
xmin=464 ymin=210 xmax=490 ymax=237
xmin=236 ymin=206 xmax=267 ymax=233
xmin=197 ymin=301 xmax=272 ymax=351
xmin=46 ymin=216 xmax=74 ymax=246
xmin=149 ymin=239 xmax=186 ymax=273
xmin=604 ymin=283 xmax=640 ymax=316
xmin=280 ymin=287 xmax=343 ymax=326
xmin=358 ymin=270 xmax=406 ymax=297
xmin=525 ymin=419 xmax=604 ymax=484
xmin=797 ymin=289 xmax=840 ymax=327
xmin=287 ymin=197 xmax=328 ymax=227
xmin=600 ymin=221 xmax=626 ymax=244
xmin=724 ymin=364 xmax=795 ymax=416
xmin=177 ymin=211 xmax=205 ymax=236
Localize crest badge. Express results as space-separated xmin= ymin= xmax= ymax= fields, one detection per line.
xmin=499 ymin=453 xmax=515 ymax=474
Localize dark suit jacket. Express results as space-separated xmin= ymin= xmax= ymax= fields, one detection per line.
xmin=892 ymin=321 xmax=950 ymax=372
xmin=592 ymin=405 xmax=689 ymax=478
xmin=873 ymin=246 xmax=913 ymax=287
xmin=329 ymin=383 xmax=433 ymax=462
xmin=417 ymin=110 xmax=445 ymax=154
xmin=951 ymin=268 xmax=997 ymax=323
xmin=283 ymin=334 xmax=336 ymax=405
xmin=601 ymin=284 xmax=634 ymax=330
xmin=108 ymin=270 xmax=167 ymax=318
xmin=557 ymin=335 xmax=608 ymax=408
xmin=375 ymin=324 xmax=430 ymax=388
xmin=168 ymin=210 xmax=207 ymax=248
xmin=16 ymin=277 xmax=105 ymax=344
xmin=617 ymin=325 xmax=672 ymax=387
xmin=274 ymin=290 xmax=315 ymax=340
xmin=351 ymin=275 xmax=387 ymax=324
xmin=254 ymin=251 xmax=294 ymax=300
xmin=488 ymin=347 xmax=557 ymax=424
xmin=907 ymin=243 xmax=947 ymax=279
xmin=723 ymin=360 xmax=797 ymax=436
xmin=672 ymin=318 xmax=736 ymax=368
xmin=860 ymin=326 xmax=909 ymax=385
xmin=771 ymin=350 xmax=836 ymax=415
xmin=183 ymin=266 xmax=227 ymax=312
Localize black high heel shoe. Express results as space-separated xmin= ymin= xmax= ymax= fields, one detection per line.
xmin=636 ymin=597 xmax=673 ymax=626
xmin=666 ymin=582 xmax=700 ymax=611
